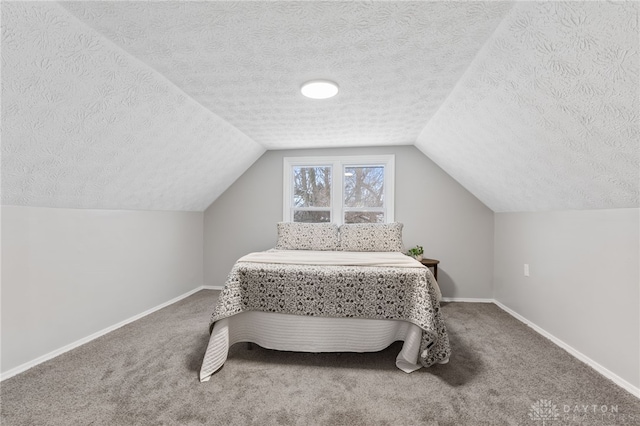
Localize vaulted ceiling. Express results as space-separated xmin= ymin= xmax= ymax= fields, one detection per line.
xmin=2 ymin=1 xmax=638 ymax=212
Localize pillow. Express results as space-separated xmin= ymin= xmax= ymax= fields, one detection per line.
xmin=275 ymin=222 xmax=339 ymax=251
xmin=339 ymin=222 xmax=405 ymax=252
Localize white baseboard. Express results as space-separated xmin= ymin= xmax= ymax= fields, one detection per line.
xmin=493 ymin=300 xmax=640 ymax=399
xmin=0 ymin=286 xmax=207 ymax=382
xmin=441 ymin=297 xmax=493 ymax=303
xmin=202 ymin=285 xmax=224 ymax=291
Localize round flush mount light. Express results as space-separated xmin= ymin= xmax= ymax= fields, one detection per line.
xmin=300 ymin=80 xmax=339 ymax=99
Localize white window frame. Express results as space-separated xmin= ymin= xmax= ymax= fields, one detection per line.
xmin=283 ymin=155 xmax=395 ymax=225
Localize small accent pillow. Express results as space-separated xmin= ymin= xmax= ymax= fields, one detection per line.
xmin=275 ymin=222 xmax=340 ymax=251
xmin=339 ymin=222 xmax=405 ymax=252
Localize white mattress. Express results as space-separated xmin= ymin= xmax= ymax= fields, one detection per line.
xmin=199 ymin=311 xmax=426 ymax=381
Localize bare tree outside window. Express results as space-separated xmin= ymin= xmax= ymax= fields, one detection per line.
xmin=293 ymin=211 xmax=332 ymax=222
xmin=284 ymin=155 xmax=394 ymax=224
xmin=292 ymin=166 xmax=331 ymax=222
xmin=344 ymin=212 xmax=384 ymax=223
xmin=344 ymin=166 xmax=384 ymax=223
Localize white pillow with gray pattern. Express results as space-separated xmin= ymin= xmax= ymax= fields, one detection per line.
xmin=275 ymin=222 xmax=340 ymax=251
xmin=339 ymin=222 xmax=405 ymax=252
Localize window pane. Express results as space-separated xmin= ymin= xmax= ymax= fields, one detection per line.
xmin=345 ymin=211 xmax=384 ymax=224
xmin=294 ymin=210 xmax=331 ymax=223
xmin=344 ymin=166 xmax=384 ymax=208
xmin=293 ymin=166 xmax=332 ymax=208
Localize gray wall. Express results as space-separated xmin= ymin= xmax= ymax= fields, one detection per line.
xmin=1 ymin=205 xmax=204 ymax=374
xmin=204 ymin=145 xmax=494 ymax=299
xmin=494 ymin=208 xmax=640 ymax=389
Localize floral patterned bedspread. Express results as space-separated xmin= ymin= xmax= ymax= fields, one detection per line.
xmin=208 ymin=252 xmax=451 ymax=368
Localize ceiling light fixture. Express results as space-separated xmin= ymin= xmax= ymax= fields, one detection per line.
xmin=300 ymin=80 xmax=339 ymax=99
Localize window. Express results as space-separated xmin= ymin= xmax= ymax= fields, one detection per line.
xmin=292 ymin=165 xmax=332 ymax=223
xmin=283 ymin=155 xmax=394 ymax=225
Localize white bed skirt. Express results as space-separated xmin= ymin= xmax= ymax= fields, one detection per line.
xmin=199 ymin=311 xmax=426 ymax=382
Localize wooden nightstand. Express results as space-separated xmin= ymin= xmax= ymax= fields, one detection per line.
xmin=419 ymin=258 xmax=440 ymax=280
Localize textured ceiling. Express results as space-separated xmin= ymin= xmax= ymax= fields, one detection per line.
xmin=1 ymin=1 xmax=265 ymax=211
xmin=1 ymin=1 xmax=638 ymax=212
xmin=59 ymin=1 xmax=512 ymax=150
xmin=415 ymin=1 xmax=639 ymax=212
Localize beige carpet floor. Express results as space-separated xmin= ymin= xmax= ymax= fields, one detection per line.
xmin=1 ymin=289 xmax=638 ymax=425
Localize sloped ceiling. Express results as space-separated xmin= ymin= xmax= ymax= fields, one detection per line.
xmin=416 ymin=1 xmax=639 ymax=211
xmin=1 ymin=1 xmax=638 ymax=212
xmin=2 ymin=1 xmax=264 ymax=211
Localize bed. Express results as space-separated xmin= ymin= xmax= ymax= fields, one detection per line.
xmin=199 ymin=222 xmax=451 ymax=382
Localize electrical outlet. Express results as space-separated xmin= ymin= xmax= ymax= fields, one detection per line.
xmin=524 ymin=264 xmax=530 ymax=277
